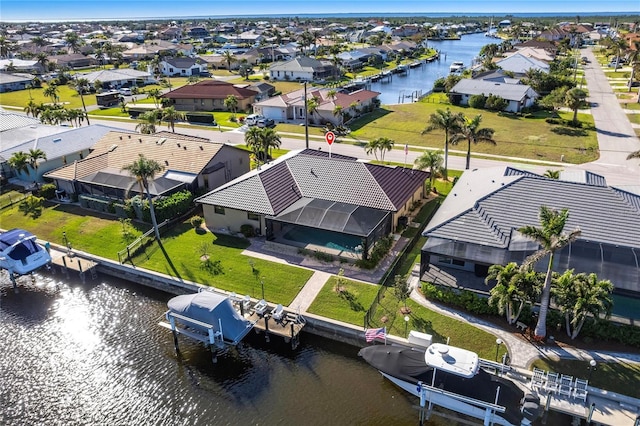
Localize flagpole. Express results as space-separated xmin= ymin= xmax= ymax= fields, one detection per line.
xmin=404 ymin=144 xmax=408 ymax=167
xmin=384 ymin=327 xmax=387 ymax=345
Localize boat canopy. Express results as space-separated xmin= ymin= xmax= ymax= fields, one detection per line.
xmin=0 ymin=228 xmax=51 ymax=276
xmin=167 ymin=291 xmax=253 ymax=345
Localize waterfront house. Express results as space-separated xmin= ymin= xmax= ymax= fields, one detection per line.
xmin=420 ymin=167 xmax=640 ymax=296
xmin=44 ymin=131 xmax=250 ymax=202
xmin=494 ymin=53 xmax=550 ymax=76
xmin=268 ymin=56 xmax=339 ymax=82
xmin=252 ymin=87 xmax=380 ymax=126
xmin=449 ymin=79 xmax=538 ymax=113
xmin=196 ymin=149 xmax=428 ymax=257
xmin=161 ymin=80 xmax=257 ymax=112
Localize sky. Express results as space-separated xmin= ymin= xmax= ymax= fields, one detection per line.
xmin=1 ymin=0 xmax=638 ymax=22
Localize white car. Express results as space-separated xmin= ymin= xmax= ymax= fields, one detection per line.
xmin=119 ymin=88 xmax=132 ymax=96
xmin=245 ymin=114 xmax=265 ymax=126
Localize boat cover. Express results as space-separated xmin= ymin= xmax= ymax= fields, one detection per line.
xmin=359 ymin=345 xmax=525 ymax=425
xmin=0 ymin=229 xmax=40 ymax=258
xmin=0 ymin=228 xmax=51 ymax=275
xmin=168 ymin=291 xmax=253 ymax=344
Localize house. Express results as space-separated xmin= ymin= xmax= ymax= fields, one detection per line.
xmin=495 ymin=53 xmax=550 ymax=76
xmin=0 ymin=73 xmax=34 ymax=93
xmin=44 ymin=131 xmax=250 ymax=201
xmin=2 ymin=125 xmax=127 ymax=183
xmin=196 ymin=149 xmax=428 ymax=257
xmin=80 ymin=68 xmax=154 ymax=90
xmin=122 ymin=40 xmax=194 ymax=60
xmin=240 ymin=81 xmax=275 ymax=101
xmin=161 ymin=80 xmax=257 ymax=112
xmin=252 ymin=87 xmax=380 ymax=126
xmin=159 ymin=26 xmax=182 ymax=41
xmin=420 ymin=167 xmax=640 ymax=296
xmin=269 ymin=56 xmax=339 ymax=82
xmin=503 ymin=47 xmax=554 ymax=63
xmin=48 ymin=53 xmax=96 ymax=69
xmin=449 ymin=79 xmax=538 ymax=113
xmin=158 ymin=57 xmax=208 ymax=77
xmin=0 ymin=58 xmax=44 ymax=73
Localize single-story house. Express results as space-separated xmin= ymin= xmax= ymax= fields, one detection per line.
xmin=252 ymin=87 xmax=380 ymax=126
xmin=0 ymin=73 xmax=34 ymax=93
xmin=495 ymin=53 xmax=550 ymax=76
xmin=44 ymin=131 xmax=250 ymax=201
xmin=157 ymin=57 xmax=208 ymax=77
xmin=80 ymin=68 xmax=154 ymax=90
xmin=504 ymin=47 xmax=555 ymax=63
xmin=0 ymin=58 xmax=45 ymax=73
xmin=161 ymin=80 xmax=257 ymax=112
xmin=48 ymin=53 xmax=96 ymax=69
xmin=269 ymin=56 xmax=339 ymax=82
xmin=2 ymin=124 xmax=127 ymax=183
xmin=421 ymin=167 xmax=640 ymax=296
xmin=449 ymin=79 xmax=538 ymax=113
xmin=196 ymin=149 xmax=429 ymax=258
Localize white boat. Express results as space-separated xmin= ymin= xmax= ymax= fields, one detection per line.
xmin=359 ymin=342 xmax=541 ymax=426
xmin=0 ymin=229 xmax=51 ymax=276
xmin=449 ymin=61 xmax=466 ymax=74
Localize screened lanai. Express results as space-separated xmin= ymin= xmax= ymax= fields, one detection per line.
xmin=266 ymin=198 xmax=391 ymax=258
xmin=76 ymin=168 xmax=186 ymax=199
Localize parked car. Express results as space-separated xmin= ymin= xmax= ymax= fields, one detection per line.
xmin=119 ymin=88 xmax=132 ymax=96
xmin=245 ymin=114 xmax=265 ymax=126
xmin=257 ymin=118 xmax=275 ymax=128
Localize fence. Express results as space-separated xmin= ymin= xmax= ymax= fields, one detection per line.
xmin=0 ymin=191 xmax=30 ymax=210
xmin=363 ymin=198 xmax=442 ymax=329
xmin=117 ymin=219 xmax=169 ymax=265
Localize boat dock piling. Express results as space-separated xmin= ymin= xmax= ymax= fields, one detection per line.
xmin=49 ymin=248 xmax=98 ymax=283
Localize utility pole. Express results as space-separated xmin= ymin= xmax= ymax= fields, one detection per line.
xmin=304 ymin=80 xmax=309 ymax=149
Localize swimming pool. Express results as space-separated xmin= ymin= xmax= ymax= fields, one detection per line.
xmin=282 ymin=227 xmax=362 ymax=253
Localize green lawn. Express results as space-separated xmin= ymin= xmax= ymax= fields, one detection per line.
xmin=628 ymin=114 xmax=640 ymax=125
xmin=132 ymin=222 xmax=313 ymax=305
xmin=307 ymin=276 xmax=380 ymax=326
xmin=274 ymin=100 xmax=599 ymax=164
xmin=0 ymin=202 xmax=148 ymax=258
xmin=531 ymin=358 xmax=640 ymax=399
xmin=0 ymin=83 xmax=89 ymax=110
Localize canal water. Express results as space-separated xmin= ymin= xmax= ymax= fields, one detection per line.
xmin=0 ymin=272 xmax=430 ymax=426
xmin=372 ymin=32 xmax=494 ymax=105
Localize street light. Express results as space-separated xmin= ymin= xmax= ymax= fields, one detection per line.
xmin=588 ymin=359 xmax=597 ymax=381
xmin=404 ymin=315 xmax=410 ymax=338
xmin=303 ymin=80 xmax=309 ymax=149
xmin=495 ymin=338 xmax=503 ymax=362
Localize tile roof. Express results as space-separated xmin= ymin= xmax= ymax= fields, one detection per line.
xmin=425 ymin=167 xmax=640 ymax=250
xmin=44 ymin=131 xmax=223 ymax=181
xmin=162 ymin=80 xmax=256 ymax=100
xmin=196 ymin=150 xmax=427 ymax=215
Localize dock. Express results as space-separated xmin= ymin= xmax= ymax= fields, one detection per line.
xmin=49 ymin=248 xmax=98 ymax=281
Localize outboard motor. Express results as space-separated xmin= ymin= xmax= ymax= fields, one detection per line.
xmin=520 ymin=392 xmax=542 ymax=425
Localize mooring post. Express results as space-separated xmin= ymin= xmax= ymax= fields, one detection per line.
xmin=264 ymin=316 xmax=270 ymax=342
xmin=10 ymin=272 xmax=18 ymax=293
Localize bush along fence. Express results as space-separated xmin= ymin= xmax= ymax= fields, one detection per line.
xmin=421 ymin=282 xmax=640 ymax=349
xmin=363 ymin=198 xmax=442 ymax=329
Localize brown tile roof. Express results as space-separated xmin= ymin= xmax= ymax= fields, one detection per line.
xmin=161 ymin=80 xmax=256 ymax=100
xmin=45 ymin=131 xmax=223 ymax=181
xmin=152 ymin=131 xmax=210 ymax=142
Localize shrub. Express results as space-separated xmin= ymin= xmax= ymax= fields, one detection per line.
xmin=38 ymin=183 xmax=57 ymax=200
xmin=485 ymin=94 xmax=508 ymax=112
xmin=190 ymin=215 xmax=204 ymax=228
xmin=356 ymin=235 xmax=393 ymax=269
xmin=468 ymin=94 xmax=487 ymax=109
xmin=240 ymin=224 xmax=255 ymax=238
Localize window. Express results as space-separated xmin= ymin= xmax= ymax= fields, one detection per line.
xmin=214 ymin=205 xmax=225 ymax=215
xmin=437 ymin=256 xmax=465 ymax=267
xmin=247 ymin=212 xmax=260 ymax=221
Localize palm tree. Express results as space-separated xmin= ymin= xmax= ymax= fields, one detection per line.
xmin=161 ymin=106 xmax=185 ymax=132
xmin=73 ymin=77 xmax=91 ymax=125
xmin=519 ymin=206 xmax=582 ymax=339
xmin=564 ymin=88 xmax=588 ymax=124
xmin=552 ymin=270 xmax=613 ymax=340
xmin=146 ymin=88 xmax=162 ymax=108
xmin=28 ymin=148 xmax=47 ymax=179
xmin=244 ymin=126 xmax=264 ymax=167
xmin=449 ymin=115 xmax=496 ymax=170
xmin=224 ymin=95 xmax=238 ymax=117
xmin=24 ymin=100 xmax=41 ymax=118
xmin=422 ymin=108 xmax=463 ymax=180
xmin=122 ymin=154 xmax=165 ymax=241
xmin=414 ymin=150 xmax=443 ymax=193
xmin=135 ymin=111 xmax=159 ymax=134
xmin=627 ymin=150 xmax=640 ymax=162
xmin=259 ymin=127 xmax=282 ymax=161
xmin=543 ymin=169 xmax=560 ymax=179
xmin=374 ymin=137 xmax=394 ymax=162
xmin=8 ymin=151 xmax=30 ymax=178
xmin=485 ymin=262 xmax=543 ymax=325
xmin=43 ymin=84 xmax=59 ymax=105
xmin=36 ymin=52 xmax=49 ymax=71
xmin=222 ymin=50 xmax=236 ymax=71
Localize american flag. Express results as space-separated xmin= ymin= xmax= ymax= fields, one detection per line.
xmin=365 ymin=327 xmax=386 ymax=343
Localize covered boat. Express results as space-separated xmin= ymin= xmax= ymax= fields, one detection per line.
xmin=0 ymin=229 xmax=51 ymax=276
xmin=166 ymin=291 xmax=254 ymax=347
xmin=359 ymin=344 xmax=537 ymax=426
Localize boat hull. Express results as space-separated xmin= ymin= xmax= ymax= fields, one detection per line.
xmin=0 ymin=229 xmax=51 ymax=276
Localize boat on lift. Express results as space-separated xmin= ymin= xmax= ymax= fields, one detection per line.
xmin=0 ymin=229 xmax=51 ymax=277
xmin=359 ymin=342 xmax=541 ymax=425
xmin=449 ymin=61 xmax=466 ymax=74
